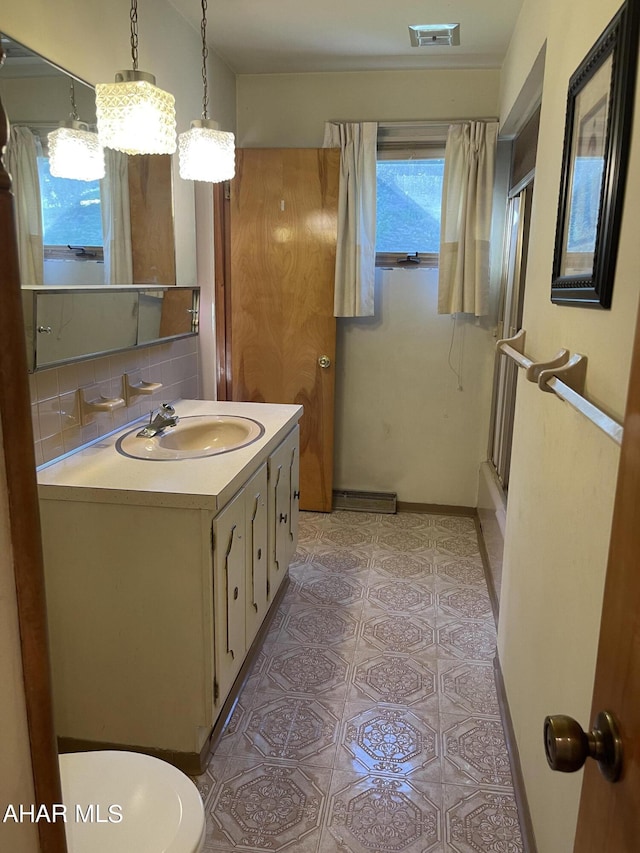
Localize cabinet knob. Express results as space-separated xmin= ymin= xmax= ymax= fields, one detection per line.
xmin=280 ymin=512 xmax=288 ymax=523
xmin=233 ymin=586 xmax=239 ymax=600
xmin=37 ymin=325 xmax=53 ymax=334
xmin=257 ymin=548 xmax=262 ymax=560
xmin=293 ymin=490 xmax=300 ymax=500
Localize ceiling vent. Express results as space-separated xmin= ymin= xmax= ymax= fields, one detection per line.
xmin=408 ymin=24 xmax=461 ymax=47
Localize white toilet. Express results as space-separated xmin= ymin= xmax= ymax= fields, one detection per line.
xmin=58 ymin=750 xmax=205 ymax=853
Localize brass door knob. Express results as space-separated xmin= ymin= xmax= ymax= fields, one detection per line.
xmin=318 ymin=355 xmax=331 ymax=369
xmin=543 ymin=711 xmax=622 ymax=782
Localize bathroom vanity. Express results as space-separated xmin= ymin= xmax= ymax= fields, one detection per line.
xmin=36 ymin=399 xmax=301 ymax=773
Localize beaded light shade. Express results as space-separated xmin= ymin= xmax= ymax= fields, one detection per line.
xmin=95 ymin=2 xmax=176 ymax=156
xmin=96 ymin=70 xmax=176 ymax=156
xmin=48 ymin=122 xmax=105 ymax=181
xmin=179 ymin=119 xmax=235 ymax=182
xmin=178 ymin=0 xmax=235 ymax=182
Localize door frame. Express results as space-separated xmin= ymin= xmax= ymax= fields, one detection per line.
xmin=0 ymin=75 xmax=67 ymax=852
xmin=573 ymin=291 xmax=640 ymax=849
xmin=487 ymin=177 xmax=534 ymax=491
xmin=213 ymin=181 xmax=232 ymax=401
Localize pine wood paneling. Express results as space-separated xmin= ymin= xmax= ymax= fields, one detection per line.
xmin=128 ymin=154 xmax=176 ymax=285
xmin=158 ymin=288 xmax=194 ymax=337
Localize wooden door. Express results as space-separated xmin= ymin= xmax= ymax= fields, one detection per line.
xmin=229 ymin=148 xmax=339 ymax=512
xmin=573 ymin=297 xmax=640 ymax=850
xmin=128 ymin=154 xmax=176 ymax=285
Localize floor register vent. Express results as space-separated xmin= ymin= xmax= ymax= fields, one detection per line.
xmin=332 ymin=489 xmax=397 ymax=514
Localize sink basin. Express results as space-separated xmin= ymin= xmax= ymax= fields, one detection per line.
xmin=116 ymin=415 xmax=265 ymax=461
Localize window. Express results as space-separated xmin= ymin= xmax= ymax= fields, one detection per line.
xmin=375 ymin=124 xmax=447 ymax=268
xmin=37 ymin=154 xmax=103 ymax=261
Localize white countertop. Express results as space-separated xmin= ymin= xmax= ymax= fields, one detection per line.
xmin=37 ymin=399 xmax=302 ymax=512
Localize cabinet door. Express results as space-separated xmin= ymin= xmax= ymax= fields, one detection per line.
xmin=212 ymin=491 xmax=246 ymax=706
xmin=245 ymin=463 xmax=268 ymax=647
xmin=287 ymin=426 xmax=300 ymax=567
xmin=268 ymin=427 xmax=299 ymax=597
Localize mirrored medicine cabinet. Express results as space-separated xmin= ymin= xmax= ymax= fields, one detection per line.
xmin=0 ymin=34 xmax=176 ymax=287
xmin=1 ymin=33 xmax=190 ymax=372
xmin=22 ymin=285 xmax=200 ymax=372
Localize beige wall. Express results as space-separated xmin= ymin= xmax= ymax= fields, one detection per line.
xmin=236 ymin=68 xmax=502 ymax=505
xmin=335 ymin=269 xmax=495 ymax=505
xmin=208 ymin=49 xmax=237 ymax=135
xmin=1 ymin=0 xmax=236 ymax=288
xmin=0 ymin=74 xmax=97 ymax=123
xmin=236 ymin=67 xmax=500 ymax=147
xmin=497 ymin=0 xmax=640 ymax=850
xmin=0 ymin=428 xmax=39 ymax=853
xmin=499 ymin=0 xmax=551 ymax=134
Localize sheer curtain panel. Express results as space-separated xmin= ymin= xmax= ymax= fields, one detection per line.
xmin=100 ymin=148 xmax=133 ymax=285
xmin=323 ymin=121 xmax=377 ymax=317
xmin=6 ymin=127 xmax=44 ymax=286
xmin=438 ymin=121 xmax=498 ymax=316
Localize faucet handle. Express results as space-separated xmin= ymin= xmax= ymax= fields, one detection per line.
xmin=145 ymin=402 xmax=176 ymax=426
xmin=148 ymin=402 xmax=175 ymax=420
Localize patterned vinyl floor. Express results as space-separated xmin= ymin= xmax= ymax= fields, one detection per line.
xmin=193 ymin=510 xmax=524 ymax=852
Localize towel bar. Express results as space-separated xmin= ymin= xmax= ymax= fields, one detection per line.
xmin=496 ymin=330 xmax=570 ymax=382
xmin=496 ymin=332 xmax=623 ymax=446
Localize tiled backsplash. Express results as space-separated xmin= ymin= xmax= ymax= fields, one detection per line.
xmin=30 ymin=336 xmax=201 ymax=466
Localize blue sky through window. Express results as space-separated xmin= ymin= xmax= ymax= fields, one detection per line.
xmin=376 ymin=158 xmax=444 ymax=254
xmin=37 ymin=156 xmax=103 ymax=246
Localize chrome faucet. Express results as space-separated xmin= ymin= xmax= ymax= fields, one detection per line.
xmin=136 ymin=403 xmax=179 ymax=437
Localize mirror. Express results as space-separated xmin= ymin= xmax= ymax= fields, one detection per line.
xmin=22 ymin=285 xmax=199 ymax=372
xmin=0 ymin=33 xmax=176 ymax=287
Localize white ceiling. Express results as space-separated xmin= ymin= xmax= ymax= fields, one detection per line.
xmin=168 ymin=0 xmax=524 ymax=75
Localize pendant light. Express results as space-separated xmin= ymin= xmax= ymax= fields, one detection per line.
xmin=178 ymin=0 xmax=235 ymax=182
xmin=48 ymin=80 xmax=105 ymax=181
xmin=96 ymin=0 xmax=176 ymax=155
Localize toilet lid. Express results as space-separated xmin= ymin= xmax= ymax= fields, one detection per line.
xmin=59 ymin=750 xmax=205 ymax=853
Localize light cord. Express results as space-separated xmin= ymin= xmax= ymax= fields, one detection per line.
xmin=201 ymin=0 xmax=209 ymax=119
xmin=447 ymin=313 xmax=465 ymax=391
xmin=69 ymin=80 xmax=79 ymax=121
xmin=130 ymin=0 xmax=139 ymax=71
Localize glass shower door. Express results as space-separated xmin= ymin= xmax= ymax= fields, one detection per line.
xmin=488 ymin=181 xmax=533 ymax=492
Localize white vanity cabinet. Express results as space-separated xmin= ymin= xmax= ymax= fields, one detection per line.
xmin=37 ymin=405 xmax=301 ymax=774
xmin=212 ymin=427 xmax=299 ymax=706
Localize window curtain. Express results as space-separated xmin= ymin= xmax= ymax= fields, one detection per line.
xmin=323 ymin=121 xmax=377 ymax=317
xmin=438 ymin=121 xmax=498 ymax=316
xmin=100 ymin=149 xmax=133 ymax=285
xmin=5 ymin=127 xmax=44 ymax=286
